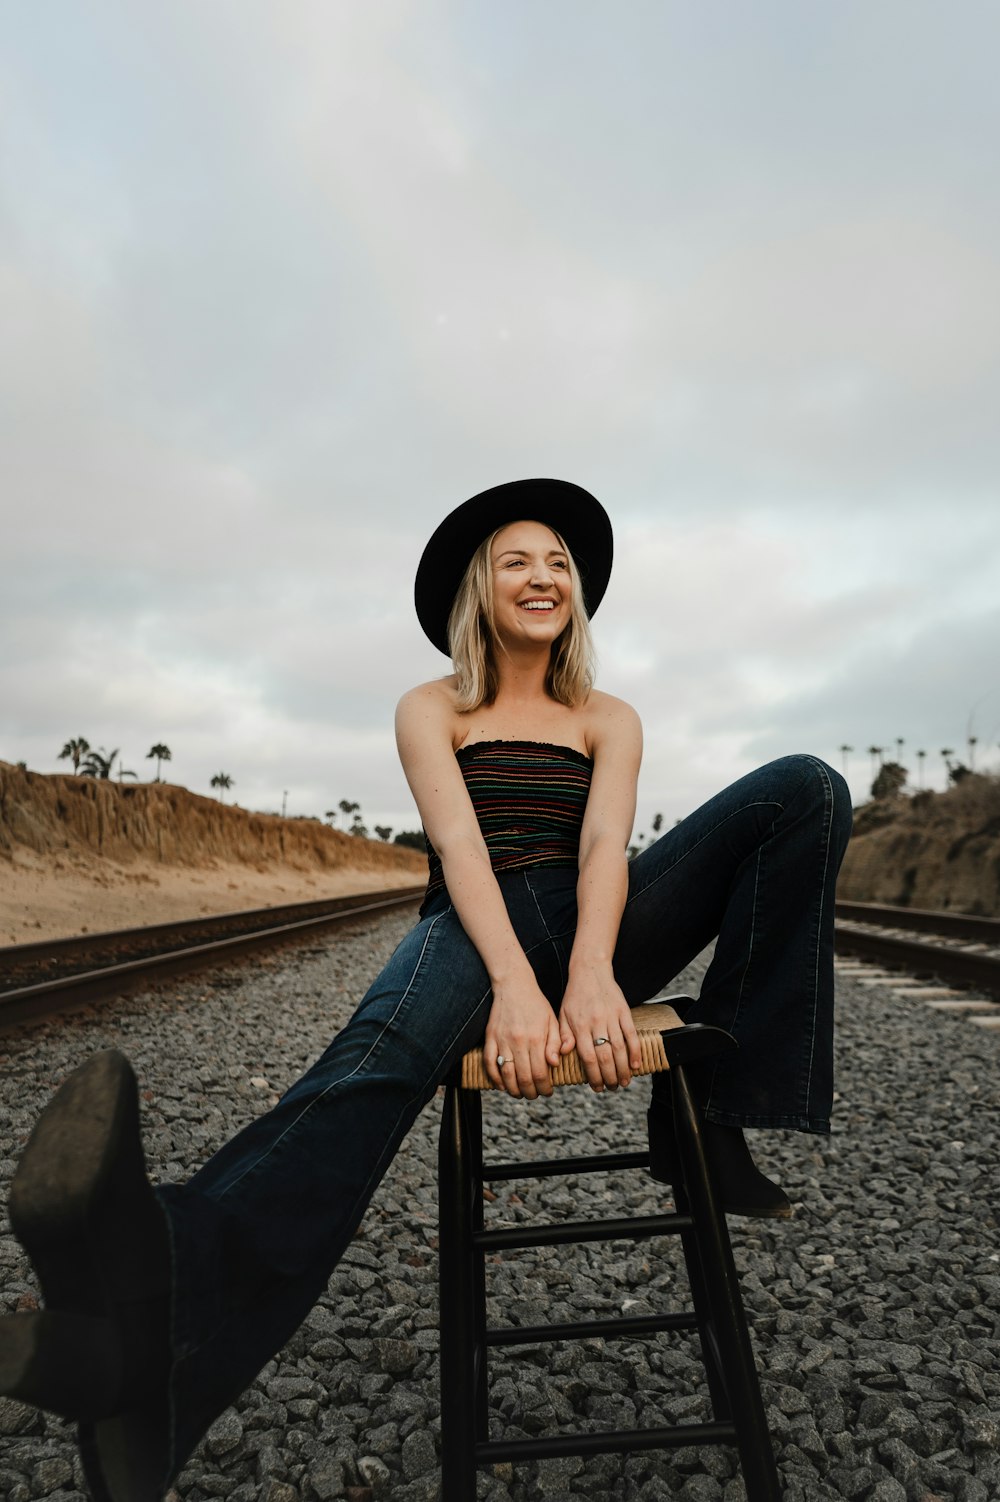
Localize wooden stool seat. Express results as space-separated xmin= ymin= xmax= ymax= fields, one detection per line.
xmin=459 ymin=1000 xmax=685 ymax=1090
xmin=438 ymin=997 xmax=782 ymax=1500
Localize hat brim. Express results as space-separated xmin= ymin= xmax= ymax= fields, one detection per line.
xmin=415 ymin=478 xmax=613 ymax=656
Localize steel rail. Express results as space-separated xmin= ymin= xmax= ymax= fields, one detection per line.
xmin=834 ymin=923 xmax=1000 ymax=999
xmin=0 ymin=888 xmax=426 ymax=976
xmin=0 ymin=888 xmax=423 ymax=1032
xmin=835 ymin=900 xmax=1000 ymax=943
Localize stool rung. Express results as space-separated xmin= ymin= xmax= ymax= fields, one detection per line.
xmin=476 ymin=1419 xmax=739 ymax=1464
xmin=484 ymin=1150 xmax=649 ymax=1181
xmin=486 ymin=1310 xmax=699 ymax=1346
xmin=473 ymin=1211 xmax=692 ymax=1252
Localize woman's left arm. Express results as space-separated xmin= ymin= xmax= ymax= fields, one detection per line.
xmin=559 ymin=698 xmax=644 ymax=1092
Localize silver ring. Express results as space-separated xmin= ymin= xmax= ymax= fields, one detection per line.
xmin=593 ymin=1037 xmax=610 ymax=1047
xmin=496 ymin=1055 xmax=508 ymax=1067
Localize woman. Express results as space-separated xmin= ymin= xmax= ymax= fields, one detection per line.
xmin=1 ymin=478 xmax=851 ymax=1501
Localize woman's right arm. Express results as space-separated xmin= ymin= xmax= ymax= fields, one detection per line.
xmin=395 ymin=685 xmax=562 ymax=1098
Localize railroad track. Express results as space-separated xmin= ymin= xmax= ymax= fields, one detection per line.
xmin=0 ymin=886 xmax=424 ymax=1032
xmin=3 ymin=891 xmax=997 ymax=1036
xmin=834 ymin=900 xmax=1000 ymax=1000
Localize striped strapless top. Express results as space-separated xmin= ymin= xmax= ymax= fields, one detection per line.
xmin=421 ymin=739 xmax=593 ymax=912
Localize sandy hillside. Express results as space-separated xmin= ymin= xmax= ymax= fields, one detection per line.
xmin=0 ymin=762 xmax=426 ymax=943
xmin=838 ymin=771 xmax=1000 ymax=915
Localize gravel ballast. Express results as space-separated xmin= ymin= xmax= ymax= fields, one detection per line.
xmin=2 ymin=909 xmax=999 ymax=1501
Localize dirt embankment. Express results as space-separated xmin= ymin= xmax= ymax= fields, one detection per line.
xmin=0 ymin=761 xmax=426 ymax=942
xmin=838 ymin=773 xmax=1000 ymax=916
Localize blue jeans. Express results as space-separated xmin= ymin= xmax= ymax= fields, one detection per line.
xmin=151 ymin=754 xmax=850 ymax=1483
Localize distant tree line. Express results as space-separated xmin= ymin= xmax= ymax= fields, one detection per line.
xmin=55 ymin=737 xmax=237 ymax=801
xmin=837 ymin=737 xmax=994 ymax=801
xmin=46 ymin=740 xmax=429 ymax=848
xmin=323 ymin=799 xmax=427 ymax=850
xmin=834 ymin=732 xmax=990 ymax=805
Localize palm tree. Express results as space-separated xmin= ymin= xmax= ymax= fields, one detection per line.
xmin=895 ymin=737 xmax=905 ymax=766
xmin=374 ymin=825 xmax=393 ymax=842
xmin=338 ymin=798 xmax=360 ymax=829
xmin=838 ymin=744 xmax=853 ymax=779
xmin=916 ymin=749 xmax=926 ymax=787
xmin=968 ymin=735 xmax=978 ymax=771
xmin=58 ymin=737 xmax=90 ymax=774
xmin=867 ymin=745 xmax=884 ymax=782
xmin=211 ymin=772 xmax=234 ymax=803
xmin=146 ymin=743 xmax=172 ymax=781
xmin=80 ymin=747 xmax=120 ymax=780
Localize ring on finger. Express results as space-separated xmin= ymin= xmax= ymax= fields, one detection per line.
xmin=593 ymin=1036 xmax=610 ymax=1047
xmin=496 ymin=1054 xmax=510 ymax=1067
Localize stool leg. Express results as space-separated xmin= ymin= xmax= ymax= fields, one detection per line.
xmin=663 ymin=1075 xmax=733 ymax=1420
xmin=467 ymin=1091 xmax=490 ymax=1437
xmin=438 ymin=1083 xmax=481 ymax=1500
xmin=671 ymin=1063 xmax=782 ymax=1502
xmin=675 ymin=1182 xmax=732 ymax=1421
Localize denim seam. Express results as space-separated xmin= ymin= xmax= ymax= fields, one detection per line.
xmin=303 ymin=987 xmax=492 ymax=1266
xmin=177 ymin=984 xmax=495 ymax=1371
xmin=213 ymin=899 xmax=565 ymax=1207
xmin=702 ymin=824 xmax=772 ymax=1118
xmin=215 ymin=906 xmax=458 ymax=1199
xmin=526 ymin=877 xmax=572 ymax=993
xmin=526 ymin=873 xmax=555 ymax=939
xmin=800 ymin=754 xmax=836 ymax=1121
xmin=624 ymin=799 xmax=785 ymax=909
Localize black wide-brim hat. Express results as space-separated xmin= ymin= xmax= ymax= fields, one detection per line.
xmin=415 ymin=478 xmax=613 ymax=656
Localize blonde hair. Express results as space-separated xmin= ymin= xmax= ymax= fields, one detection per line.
xmin=447 ymin=523 xmax=596 ymax=711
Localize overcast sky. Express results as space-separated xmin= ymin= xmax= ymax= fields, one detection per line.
xmin=2 ymin=2 xmax=999 ymax=838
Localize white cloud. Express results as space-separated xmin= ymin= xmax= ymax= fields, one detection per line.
xmin=2 ymin=1 xmax=999 ymax=839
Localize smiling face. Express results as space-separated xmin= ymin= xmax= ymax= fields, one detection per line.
xmin=489 ymin=519 xmax=572 ymax=649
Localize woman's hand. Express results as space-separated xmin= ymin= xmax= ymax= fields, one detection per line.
xmin=484 ymin=979 xmax=563 ymax=1099
xmin=558 ymin=963 xmax=641 ymax=1092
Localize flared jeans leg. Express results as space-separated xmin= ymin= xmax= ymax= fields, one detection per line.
xmin=153 ymin=898 xmax=501 ymax=1485
xmin=615 ymin=754 xmax=852 ymax=1133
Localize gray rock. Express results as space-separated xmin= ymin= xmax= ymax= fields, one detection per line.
xmin=867 ymin=1481 xmax=907 ymax=1502
xmin=371 ymin=1336 xmax=419 ymax=1375
xmin=401 ymin=1427 xmax=437 ymax=1480
xmin=305 ymin=1455 xmax=346 ymax=1499
xmin=357 ymin=1453 xmax=392 ymax=1493
xmin=0 ymin=1397 xmax=41 ymax=1437
xmin=677 ymin=1477 xmax=724 ymax=1502
xmin=392 ymin=1478 xmax=442 ymax=1502
xmin=955 ymin=1475 xmax=992 ymax=1502
xmin=262 ymin=1485 xmax=300 ymax=1502
xmin=363 ymin=1420 xmax=399 ymax=1456
xmin=29 ymin=1455 xmax=75 ymax=1492
xmin=530 ymin=1454 xmax=584 ymax=1493
xmin=205 ymin=1408 xmax=245 ymax=1457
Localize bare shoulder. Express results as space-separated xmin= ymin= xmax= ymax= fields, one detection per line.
xmin=396 ymin=675 xmax=456 ymax=718
xmin=395 ymin=676 xmax=460 ymax=747
xmin=585 ymin=690 xmax=642 ymax=751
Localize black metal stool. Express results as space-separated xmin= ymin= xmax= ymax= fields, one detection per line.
xmin=437 ymin=998 xmax=782 ymax=1500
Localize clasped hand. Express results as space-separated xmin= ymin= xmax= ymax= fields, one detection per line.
xmin=484 ymin=966 xmax=641 ymax=1099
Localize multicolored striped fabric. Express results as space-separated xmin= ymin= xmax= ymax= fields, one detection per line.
xmin=421 ymin=739 xmax=593 ymax=909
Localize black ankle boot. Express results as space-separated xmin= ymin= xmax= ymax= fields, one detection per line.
xmin=2 ymin=1050 xmax=172 ymax=1499
xmin=648 ymin=1106 xmax=793 ymax=1219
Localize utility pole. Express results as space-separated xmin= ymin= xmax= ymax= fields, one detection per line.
xmin=282 ymin=789 xmax=288 ymax=818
